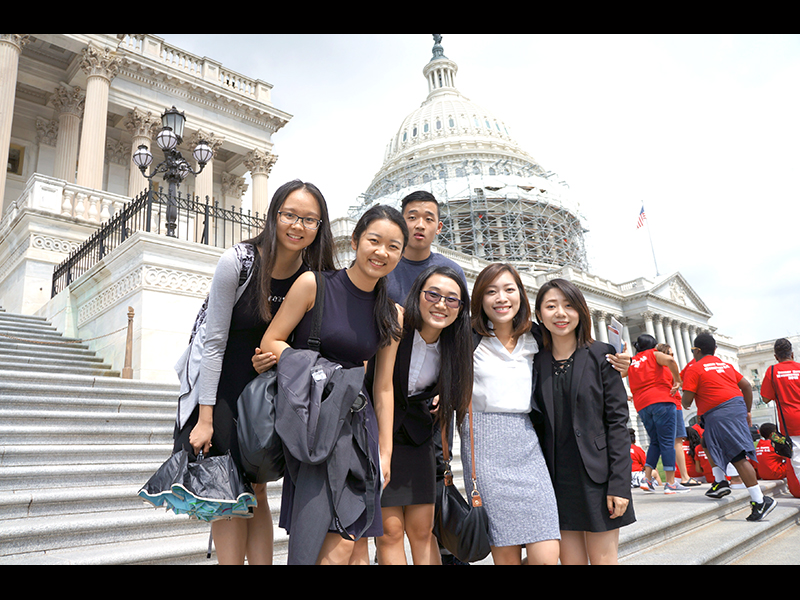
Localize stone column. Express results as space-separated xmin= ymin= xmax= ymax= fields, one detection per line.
xmin=671 ymin=320 xmax=687 ymax=368
xmin=222 ymin=173 xmax=248 ymax=211
xmin=0 ymin=34 xmax=29 ymax=213
xmin=51 ymin=84 xmax=85 ymax=183
xmin=642 ymin=311 xmax=656 ymax=338
xmin=681 ymin=324 xmax=693 ymax=364
xmin=76 ymin=44 xmax=119 ymax=190
xmin=619 ymin=316 xmax=633 ymax=355
xmin=653 ymin=313 xmax=666 ymax=344
xmin=664 ymin=317 xmax=677 ymax=357
xmin=123 ymin=108 xmax=160 ymax=198
xmin=244 ymin=148 xmax=277 ymax=218
xmin=188 ymin=131 xmax=223 ymax=206
xmin=594 ymin=311 xmax=609 ymax=343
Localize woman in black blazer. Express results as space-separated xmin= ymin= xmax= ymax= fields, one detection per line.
xmin=533 ymin=278 xmax=635 ymax=565
xmin=367 ymin=265 xmax=473 ymax=564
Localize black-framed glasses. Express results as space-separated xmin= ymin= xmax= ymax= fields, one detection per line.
xmin=421 ymin=290 xmax=463 ymax=308
xmin=278 ymin=211 xmax=322 ymax=230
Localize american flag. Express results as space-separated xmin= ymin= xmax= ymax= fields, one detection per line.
xmin=636 ymin=205 xmax=647 ymax=229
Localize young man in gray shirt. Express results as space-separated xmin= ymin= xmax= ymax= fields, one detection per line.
xmin=386 ymin=191 xmax=466 ymax=305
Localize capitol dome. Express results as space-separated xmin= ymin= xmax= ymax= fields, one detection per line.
xmin=353 ymin=35 xmax=589 ymax=273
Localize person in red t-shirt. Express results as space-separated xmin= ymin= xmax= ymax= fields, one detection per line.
xmin=758 ymin=338 xmax=800 ymax=497
xmin=629 ymin=427 xmax=653 ymax=488
xmin=754 ymin=423 xmax=788 ymax=480
xmin=682 ymin=425 xmax=705 ymax=480
xmin=657 ymin=343 xmax=701 ymax=486
xmin=681 ymin=333 xmax=776 ymax=521
xmin=628 ymin=335 xmax=687 ymax=494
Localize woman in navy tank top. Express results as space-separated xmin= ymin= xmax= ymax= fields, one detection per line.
xmin=262 ymin=205 xmax=408 ymax=564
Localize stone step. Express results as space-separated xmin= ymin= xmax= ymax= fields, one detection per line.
xmin=0 ymin=360 xmax=119 ymax=377
xmin=619 ymin=481 xmax=800 ymax=565
xmin=0 ymin=422 xmax=174 ymax=447
xmin=0 ymin=369 xmax=180 ymax=396
xmin=0 ymin=394 xmax=175 ymax=415
xmin=0 ymin=345 xmax=106 ymax=363
xmin=730 ymin=510 xmax=800 ymax=564
xmin=0 ymin=339 xmax=96 ymax=357
xmin=0 ymin=325 xmax=85 ymax=344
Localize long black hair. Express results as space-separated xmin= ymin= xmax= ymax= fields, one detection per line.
xmin=403 ymin=265 xmax=473 ymax=428
xmin=350 ymin=204 xmax=408 ymax=348
xmin=244 ymin=179 xmax=336 ymax=322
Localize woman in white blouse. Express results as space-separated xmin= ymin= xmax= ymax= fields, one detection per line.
xmin=463 ymin=263 xmax=560 ymax=565
xmin=369 ymin=265 xmax=473 ymax=564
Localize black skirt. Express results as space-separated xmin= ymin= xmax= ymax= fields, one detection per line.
xmin=381 ymin=428 xmax=436 ymax=507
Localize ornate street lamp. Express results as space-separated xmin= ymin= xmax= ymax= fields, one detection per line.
xmin=132 ymin=106 xmax=211 ymax=237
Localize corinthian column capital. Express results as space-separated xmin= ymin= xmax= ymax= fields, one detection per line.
xmin=0 ymin=34 xmax=30 ymax=52
xmin=244 ymin=148 xmax=278 ymax=176
xmin=80 ymin=44 xmax=120 ymax=82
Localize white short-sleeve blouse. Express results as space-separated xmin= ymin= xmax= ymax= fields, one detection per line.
xmin=472 ymin=331 xmax=538 ymax=413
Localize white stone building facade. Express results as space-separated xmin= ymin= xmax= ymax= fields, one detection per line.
xmin=0 ymin=33 xmax=778 ymax=422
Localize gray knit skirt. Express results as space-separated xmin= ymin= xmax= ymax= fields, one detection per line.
xmin=460 ymin=411 xmax=560 ymax=547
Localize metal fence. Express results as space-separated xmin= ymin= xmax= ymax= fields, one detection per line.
xmin=51 ymin=186 xmax=266 ymax=297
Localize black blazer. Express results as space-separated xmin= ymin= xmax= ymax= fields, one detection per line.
xmin=366 ymin=331 xmax=439 ymax=446
xmin=532 ymin=339 xmax=632 ymax=500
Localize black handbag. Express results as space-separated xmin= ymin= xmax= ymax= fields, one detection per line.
xmin=769 ymin=366 xmax=794 ymax=459
xmin=432 ymin=401 xmax=491 ymax=563
xmin=236 ymin=367 xmax=285 ymax=483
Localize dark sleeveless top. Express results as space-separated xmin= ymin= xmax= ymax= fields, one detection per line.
xmin=291 ymin=269 xmax=380 ymax=369
xmin=279 ymin=268 xmax=385 ymax=540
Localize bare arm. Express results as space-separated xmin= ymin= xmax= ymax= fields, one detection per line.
xmin=260 ymin=271 xmax=317 ymax=360
xmin=371 ymin=305 xmax=402 ymax=489
xmin=655 ymin=350 xmax=682 ymax=393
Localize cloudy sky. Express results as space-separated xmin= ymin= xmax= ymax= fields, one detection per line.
xmin=157 ymin=34 xmax=800 ymax=345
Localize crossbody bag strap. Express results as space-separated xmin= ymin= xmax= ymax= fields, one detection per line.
xmin=440 ymin=403 xmax=483 ymax=508
xmin=308 ymin=271 xmax=325 ymax=352
xmin=467 ymin=401 xmax=484 ymax=508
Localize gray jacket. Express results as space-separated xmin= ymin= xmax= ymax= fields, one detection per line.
xmin=275 ymin=272 xmax=379 ymax=565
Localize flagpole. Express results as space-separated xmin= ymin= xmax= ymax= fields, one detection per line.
xmin=638 ymin=203 xmax=660 ymax=277
xmin=646 ymin=216 xmax=660 ymax=277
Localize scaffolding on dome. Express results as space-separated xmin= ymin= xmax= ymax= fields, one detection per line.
xmin=349 ymin=174 xmax=589 ymax=273
xmin=437 ymin=186 xmax=589 ymax=273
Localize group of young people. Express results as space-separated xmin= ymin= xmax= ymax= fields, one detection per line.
xmin=627 ymin=326 xmax=782 ymax=522
xmin=173 ymin=181 xmax=637 ymax=565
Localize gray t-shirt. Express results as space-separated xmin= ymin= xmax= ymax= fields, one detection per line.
xmin=385 ymin=251 xmax=466 ymax=306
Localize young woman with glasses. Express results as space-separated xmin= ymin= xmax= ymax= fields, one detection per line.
xmin=368 ymin=265 xmax=473 ymax=564
xmin=174 ymin=179 xmax=336 ymax=565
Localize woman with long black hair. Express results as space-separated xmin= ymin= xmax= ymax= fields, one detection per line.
xmin=174 ymin=179 xmax=336 ymax=565
xmin=372 ymin=265 xmax=473 ymax=564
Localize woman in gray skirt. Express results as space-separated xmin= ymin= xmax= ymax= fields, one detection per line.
xmin=461 ymin=263 xmax=560 ymax=565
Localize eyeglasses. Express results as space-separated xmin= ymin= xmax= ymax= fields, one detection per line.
xmin=278 ymin=211 xmax=322 ymax=230
xmin=421 ymin=290 xmax=463 ymax=308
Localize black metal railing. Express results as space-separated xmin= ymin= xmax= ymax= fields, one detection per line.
xmin=52 ymin=186 xmax=266 ymax=297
